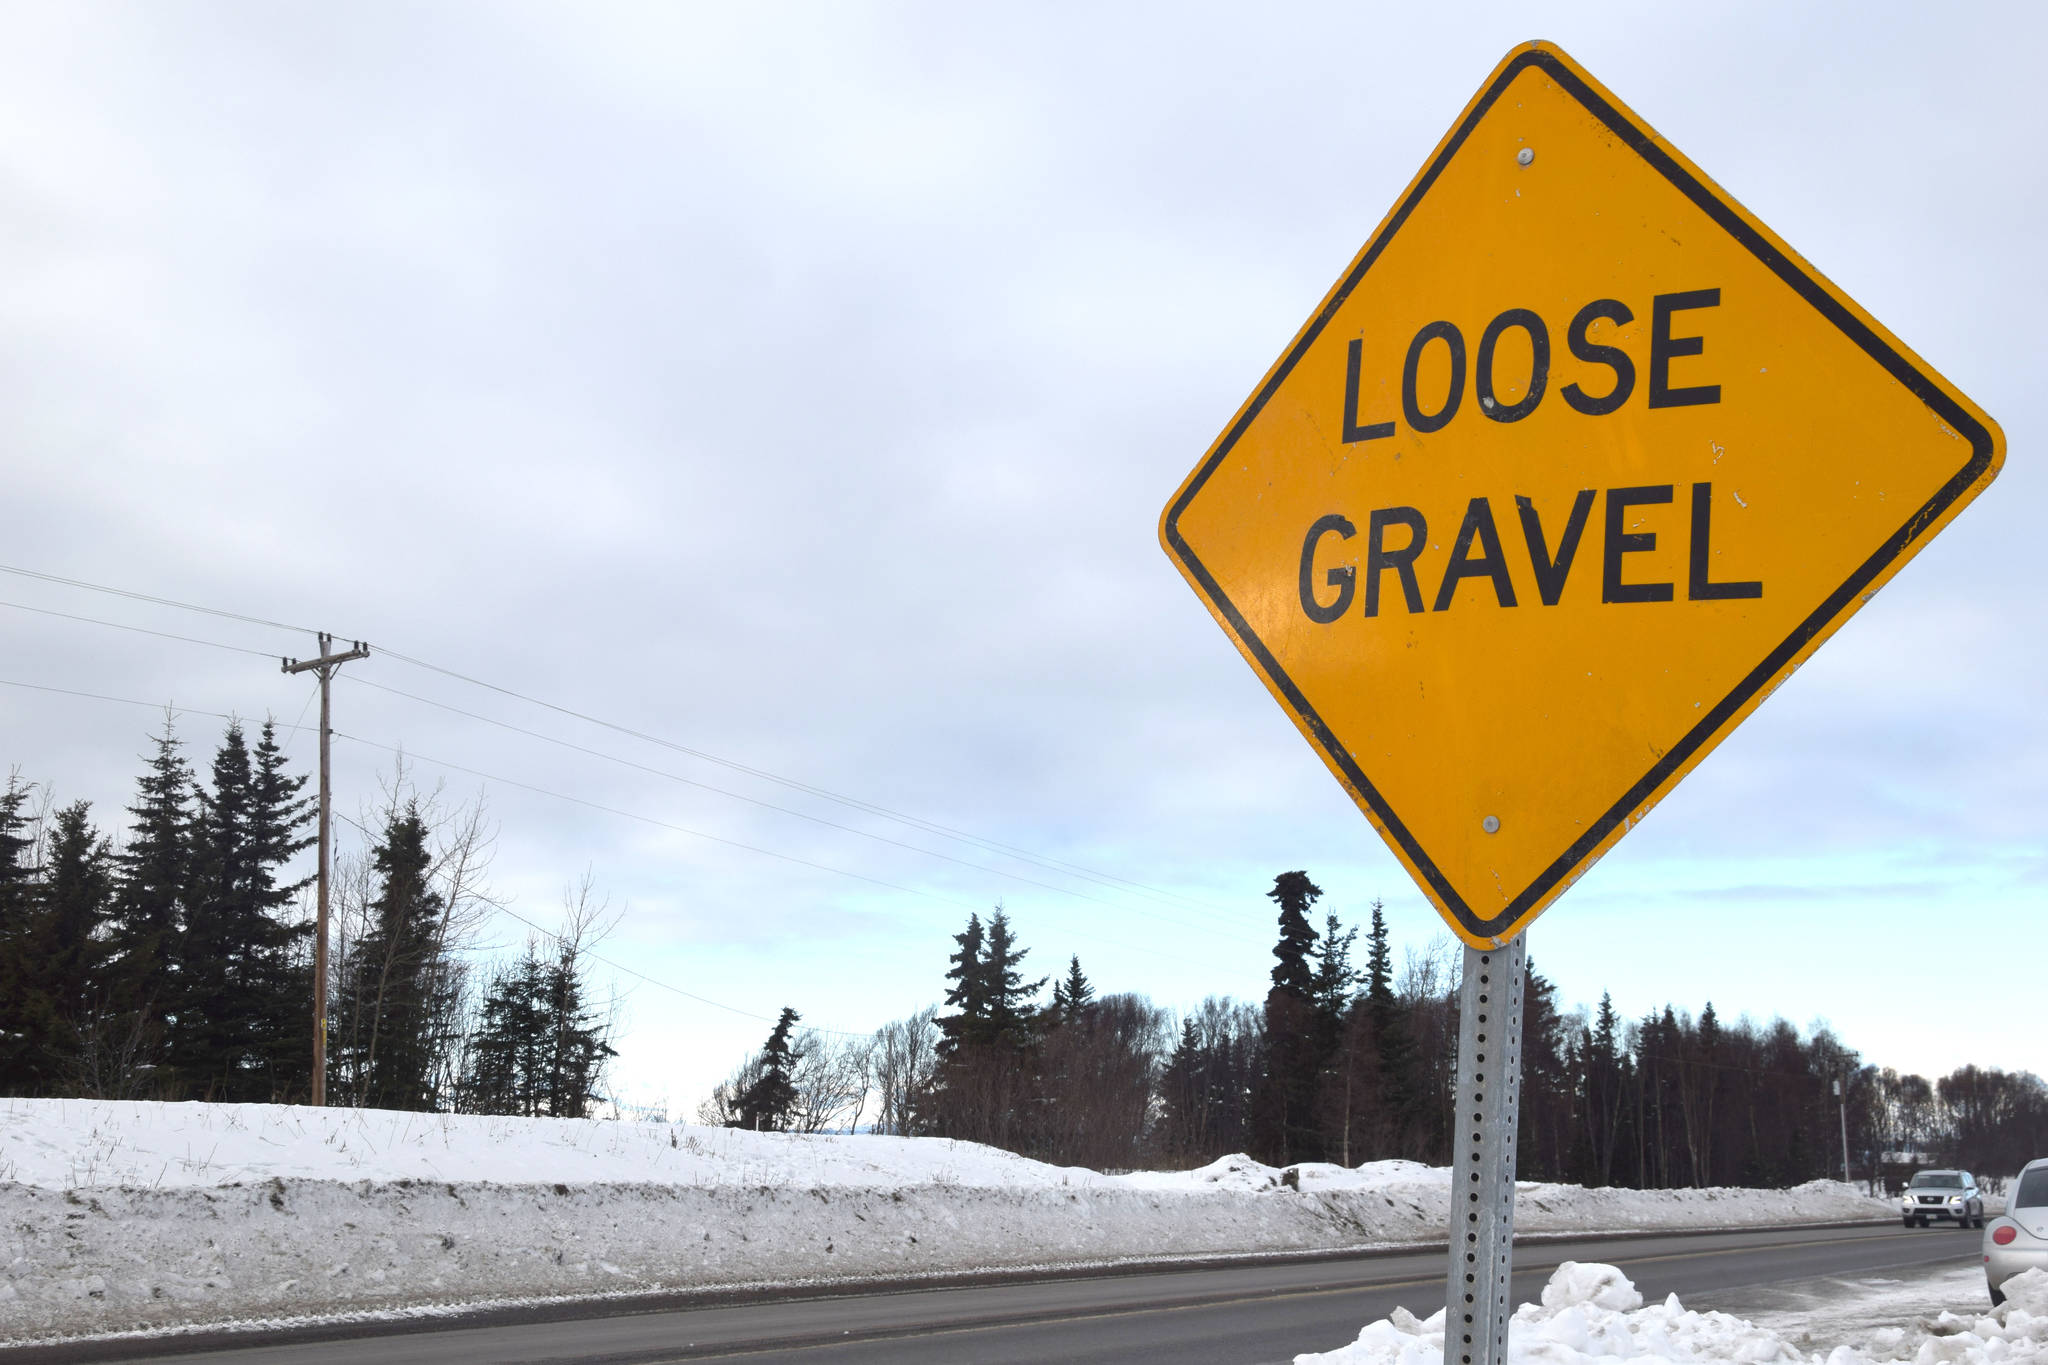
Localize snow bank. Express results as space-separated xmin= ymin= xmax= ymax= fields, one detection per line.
xmin=0 ymin=1099 xmax=1094 ymax=1190
xmin=0 ymin=1100 xmax=1894 ymax=1344
xmin=1295 ymin=1264 xmax=2048 ymax=1365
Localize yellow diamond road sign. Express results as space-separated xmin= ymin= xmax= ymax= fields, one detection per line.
xmin=1160 ymin=41 xmax=2004 ymax=950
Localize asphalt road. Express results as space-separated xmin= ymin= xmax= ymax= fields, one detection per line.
xmin=6 ymin=1222 xmax=1987 ymax=1365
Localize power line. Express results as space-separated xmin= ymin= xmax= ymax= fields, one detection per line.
xmin=344 ymin=674 xmax=1255 ymax=936
xmin=282 ymin=680 xmax=322 ymax=745
xmin=0 ymin=677 xmax=236 ymax=721
xmin=329 ymin=737 xmax=1256 ymax=976
xmin=0 ymin=599 xmax=280 ymax=659
xmin=450 ymin=856 xmax=1224 ymax=1040
xmin=333 ymin=810 xmax=867 ymax=1039
xmin=1 ymin=667 xmax=822 ymax=1043
xmin=0 ymin=672 xmax=1254 ymax=975
xmin=0 ymin=563 xmax=1232 ymax=920
xmin=348 ymin=676 xmax=1113 ymax=897
xmin=0 ymin=564 xmax=310 ymax=635
xmin=374 ymin=644 xmax=1220 ymax=914
xmin=3 ymin=673 xmax=1261 ymax=1041
xmin=0 ymin=674 xmax=323 ymax=750
xmin=331 ymin=730 xmax=988 ymax=914
xmin=503 ymin=909 xmax=869 ymax=1039
xmin=0 ymin=675 xmax=902 ymax=1038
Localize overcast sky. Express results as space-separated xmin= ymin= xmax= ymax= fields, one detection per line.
xmin=1 ymin=1 xmax=2040 ymax=1116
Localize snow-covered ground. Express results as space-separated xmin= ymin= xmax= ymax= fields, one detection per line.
xmin=0 ymin=1099 xmax=1897 ymax=1345
xmin=1296 ymin=1262 xmax=2048 ymax=1364
xmin=1722 ymin=1258 xmax=2009 ymax=1352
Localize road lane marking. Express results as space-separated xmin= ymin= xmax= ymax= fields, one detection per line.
xmin=645 ymin=1232 xmax=1940 ymax=1360
xmin=639 ymin=1279 xmax=1448 ymax=1360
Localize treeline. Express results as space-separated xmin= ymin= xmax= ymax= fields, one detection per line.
xmin=9 ymin=722 xmax=2037 ymax=1189
xmin=714 ymin=872 xmax=2048 ymax=1187
xmin=0 ymin=720 xmax=613 ymax=1115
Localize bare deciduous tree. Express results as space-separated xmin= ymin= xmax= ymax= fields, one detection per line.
xmin=1397 ymin=932 xmax=1459 ymax=1163
xmin=870 ymin=1006 xmax=939 ymax=1136
xmin=696 ymin=1050 xmax=764 ymax=1127
xmin=1036 ymin=993 xmax=1171 ymax=1170
xmin=1153 ymin=995 xmax=1263 ymax=1166
xmin=71 ymin=998 xmax=165 ymax=1101
xmin=788 ymin=1031 xmax=872 ymax=1134
xmin=327 ymin=764 xmax=498 ymax=1109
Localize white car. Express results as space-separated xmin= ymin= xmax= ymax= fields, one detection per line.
xmin=1984 ymin=1157 xmax=2048 ymax=1306
xmin=1901 ymin=1168 xmax=1984 ymax=1227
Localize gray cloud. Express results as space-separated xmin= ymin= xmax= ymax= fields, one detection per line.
xmin=1 ymin=1 xmax=2040 ymax=1105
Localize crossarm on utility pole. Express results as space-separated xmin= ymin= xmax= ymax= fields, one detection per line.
xmin=282 ymin=633 xmax=370 ymax=1107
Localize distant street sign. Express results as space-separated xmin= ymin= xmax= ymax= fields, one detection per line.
xmin=1160 ymin=41 xmax=2003 ymax=950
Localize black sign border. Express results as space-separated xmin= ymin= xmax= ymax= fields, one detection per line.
xmin=1161 ymin=46 xmax=1999 ymax=942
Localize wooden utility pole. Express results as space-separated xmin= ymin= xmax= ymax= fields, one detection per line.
xmin=283 ymin=632 xmax=370 ymax=1107
xmin=1835 ymin=1075 xmax=1853 ymax=1188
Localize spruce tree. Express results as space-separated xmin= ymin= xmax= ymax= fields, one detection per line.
xmin=30 ymin=802 xmax=117 ymax=1093
xmin=0 ymin=775 xmax=42 ymax=1091
xmin=1050 ymin=954 xmax=1094 ymax=1025
xmin=0 ymin=774 xmax=32 ymax=913
xmin=938 ymin=912 xmax=987 ymax=1053
xmin=1518 ymin=957 xmax=1570 ymax=1180
xmin=1689 ymin=1000 xmax=1722 ymax=1186
xmin=1363 ymin=898 xmax=1394 ymax=1005
xmin=245 ymin=721 xmax=315 ymax=1093
xmin=332 ymin=801 xmax=453 ymax=1110
xmin=930 ymin=907 xmax=1044 ymax=1148
xmin=1157 ymin=1016 xmax=1205 ymax=1159
xmin=460 ymin=931 xmax=618 ymax=1120
xmin=735 ymin=1007 xmax=801 ymax=1131
xmin=463 ymin=948 xmax=548 ymax=1115
xmin=1360 ymin=898 xmax=1417 ymax=1137
xmin=1308 ymin=912 xmax=1358 ymax=1045
xmin=175 ymin=721 xmax=259 ymax=1096
xmin=937 ymin=908 xmax=1044 ymax=1049
xmin=540 ymin=936 xmax=612 ymax=1116
xmin=1253 ymin=871 xmax=1324 ymax=1165
xmin=1584 ymin=991 xmax=1625 ymax=1186
xmin=1267 ymin=872 xmax=1320 ymax=1000
xmin=172 ymin=721 xmax=314 ymax=1100
xmin=1305 ymin=911 xmax=1361 ymax=1163
xmin=981 ymin=909 xmax=1045 ymax=1044
xmin=1157 ymin=996 xmax=1262 ymax=1163
xmin=107 ymin=721 xmax=196 ymax=1085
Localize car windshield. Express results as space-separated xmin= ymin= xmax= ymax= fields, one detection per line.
xmin=2017 ymin=1169 xmax=2048 ymax=1209
xmin=1909 ymin=1172 xmax=1961 ymax=1188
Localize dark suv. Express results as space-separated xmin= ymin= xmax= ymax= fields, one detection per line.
xmin=1901 ymin=1169 xmax=1984 ymax=1227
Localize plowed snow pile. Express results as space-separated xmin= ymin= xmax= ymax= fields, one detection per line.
xmin=0 ymin=1099 xmax=1893 ymax=1343
xmin=1297 ymin=1262 xmax=2048 ymax=1364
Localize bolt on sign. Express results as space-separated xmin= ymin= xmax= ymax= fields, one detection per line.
xmin=1160 ymin=41 xmax=2003 ymax=950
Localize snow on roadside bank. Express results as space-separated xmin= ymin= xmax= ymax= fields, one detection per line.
xmin=1295 ymin=1263 xmax=2048 ymax=1365
xmin=0 ymin=1100 xmax=1895 ymax=1343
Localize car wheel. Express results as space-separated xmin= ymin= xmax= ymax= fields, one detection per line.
xmin=1902 ymin=1215 xmax=1913 ymax=1228
xmin=1991 ymin=1283 xmax=2006 ymax=1307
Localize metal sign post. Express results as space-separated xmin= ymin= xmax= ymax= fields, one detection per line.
xmin=1445 ymin=935 xmax=1526 ymax=1364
